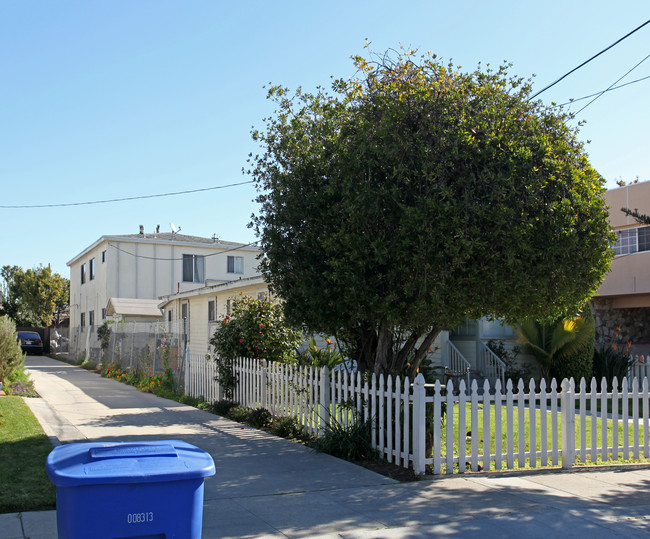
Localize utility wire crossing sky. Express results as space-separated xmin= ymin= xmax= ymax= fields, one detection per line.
xmin=1 ymin=2 xmax=648 ymax=277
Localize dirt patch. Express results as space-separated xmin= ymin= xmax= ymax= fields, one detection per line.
xmin=353 ymin=458 xmax=428 ymax=482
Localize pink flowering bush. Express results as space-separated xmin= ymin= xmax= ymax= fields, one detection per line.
xmin=210 ymin=296 xmax=300 ymax=364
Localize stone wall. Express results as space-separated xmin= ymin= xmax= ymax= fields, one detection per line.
xmin=591 ymin=298 xmax=650 ymax=349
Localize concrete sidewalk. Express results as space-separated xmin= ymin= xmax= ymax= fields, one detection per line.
xmin=4 ymin=356 xmax=650 ymax=538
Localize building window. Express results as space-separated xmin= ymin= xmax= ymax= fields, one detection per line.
xmin=89 ymin=310 xmax=95 ymax=327
xmin=227 ymin=256 xmax=244 ymax=274
xmin=80 ymin=313 xmax=86 ymax=328
xmin=451 ymin=319 xmax=477 ymax=338
xmin=226 ymin=299 xmax=231 ymax=315
xmin=81 ymin=263 xmax=87 ymax=284
xmin=611 ymin=227 xmax=650 ymax=256
xmin=183 ymin=254 xmax=205 ymax=283
xmin=637 ymin=226 xmax=650 ymax=252
xmin=101 ymin=308 xmax=106 ymax=320
xmin=208 ymin=300 xmax=216 ymax=322
xmin=89 ymin=258 xmax=95 ymax=280
xmin=102 ymin=250 xmax=107 ymax=263
xmin=167 ymin=310 xmax=173 ymax=322
xmin=480 ymin=318 xmax=517 ymax=339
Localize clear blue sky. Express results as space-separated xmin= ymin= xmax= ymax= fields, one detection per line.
xmin=2 ymin=1 xmax=649 ymax=278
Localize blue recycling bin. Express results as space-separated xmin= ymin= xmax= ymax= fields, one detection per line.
xmin=46 ymin=440 xmax=216 ymax=539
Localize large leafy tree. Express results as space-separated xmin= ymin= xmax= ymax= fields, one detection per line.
xmin=0 ymin=265 xmax=69 ymax=326
xmin=250 ymin=48 xmax=614 ymax=377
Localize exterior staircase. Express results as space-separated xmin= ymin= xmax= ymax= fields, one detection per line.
xmin=442 ymin=339 xmax=505 ymax=390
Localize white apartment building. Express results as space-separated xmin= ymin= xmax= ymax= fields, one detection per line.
xmin=67 ymin=229 xmax=260 ymax=330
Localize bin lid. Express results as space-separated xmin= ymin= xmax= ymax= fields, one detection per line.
xmin=46 ymin=440 xmax=216 ymax=487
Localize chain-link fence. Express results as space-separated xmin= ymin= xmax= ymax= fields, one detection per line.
xmin=51 ymin=321 xmax=187 ymax=388
xmin=49 ymin=326 xmax=70 ymax=358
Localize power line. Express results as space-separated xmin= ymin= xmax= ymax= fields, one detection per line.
xmin=574 ymin=53 xmax=650 ymax=114
xmin=106 ymin=240 xmax=259 ymax=261
xmin=557 ymin=73 xmax=650 ymax=106
xmin=0 ymin=181 xmax=255 ymax=209
xmin=529 ymin=19 xmax=650 ymax=100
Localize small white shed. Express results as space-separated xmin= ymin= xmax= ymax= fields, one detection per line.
xmin=105 ymin=298 xmax=164 ymax=322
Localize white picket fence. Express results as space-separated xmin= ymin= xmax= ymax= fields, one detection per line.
xmin=418 ymin=376 xmax=650 ymax=475
xmin=184 ymin=352 xmax=219 ymax=403
xmin=630 ymin=356 xmax=650 ymax=388
xmin=184 ymin=352 xmax=650 ymax=475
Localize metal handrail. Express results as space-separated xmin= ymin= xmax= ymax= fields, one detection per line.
xmin=446 ymin=341 xmax=472 ymax=388
xmin=478 ymin=340 xmax=506 ymax=385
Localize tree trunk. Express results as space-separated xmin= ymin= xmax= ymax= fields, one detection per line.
xmin=374 ymin=323 xmax=394 ymax=375
xmin=393 ymin=331 xmax=421 ymax=374
xmin=408 ymin=327 xmax=441 ymax=380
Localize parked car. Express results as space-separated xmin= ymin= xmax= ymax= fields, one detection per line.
xmin=17 ymin=331 xmax=43 ymax=355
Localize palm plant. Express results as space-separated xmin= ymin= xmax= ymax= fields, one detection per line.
xmin=516 ymin=310 xmax=594 ymax=382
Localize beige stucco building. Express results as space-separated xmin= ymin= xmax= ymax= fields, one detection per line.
xmin=593 ymin=181 xmax=650 ymax=351
xmin=158 ymin=276 xmax=270 ymax=356
xmin=67 ymin=229 xmax=261 ymax=330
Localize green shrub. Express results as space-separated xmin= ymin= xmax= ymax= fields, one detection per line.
xmin=177 ymin=394 xmax=202 ymax=406
xmin=0 ymin=315 xmax=25 ymax=386
xmin=96 ymin=321 xmax=113 ymax=350
xmin=212 ymin=399 xmax=239 ymax=416
xmin=592 ymin=343 xmax=633 ymax=390
xmin=209 ymin=295 xmax=301 ymax=364
xmin=246 ymin=407 xmax=273 ymax=428
xmin=227 ymin=406 xmax=251 ymax=423
xmin=270 ymin=416 xmax=304 ymax=439
xmin=313 ymin=416 xmax=377 ymax=461
xmin=296 ymin=336 xmax=345 ymax=369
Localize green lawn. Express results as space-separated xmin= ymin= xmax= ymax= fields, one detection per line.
xmin=435 ymin=400 xmax=650 ymax=472
xmin=0 ymin=397 xmax=56 ymax=512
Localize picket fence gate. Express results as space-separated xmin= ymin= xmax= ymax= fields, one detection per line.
xmin=184 ymin=352 xmax=650 ymax=475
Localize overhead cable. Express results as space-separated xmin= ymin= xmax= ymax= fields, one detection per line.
xmin=0 ymin=181 xmax=254 ymax=209
xmin=529 ymin=19 xmax=650 ymax=100
xmin=557 ymin=73 xmax=650 ymax=106
xmin=574 ymin=53 xmax=650 ymax=114
xmin=106 ymin=240 xmax=260 ymax=261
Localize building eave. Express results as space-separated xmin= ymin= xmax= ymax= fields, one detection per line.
xmin=158 ymin=275 xmax=266 ymax=307
xmin=67 ymin=234 xmax=260 ymax=267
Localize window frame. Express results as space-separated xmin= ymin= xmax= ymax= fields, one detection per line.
xmin=182 ymin=254 xmax=205 ymax=283
xmin=227 ymin=255 xmax=244 ymax=274
xmin=80 ymin=263 xmax=87 ymax=285
xmin=613 ymin=228 xmax=638 ymax=256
